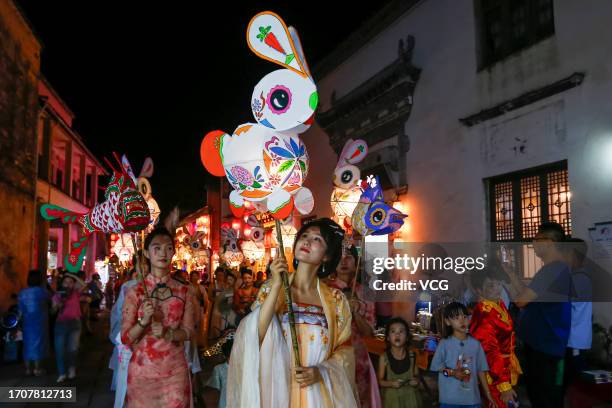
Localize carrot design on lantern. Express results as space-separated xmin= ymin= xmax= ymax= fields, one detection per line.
xmin=257 ymin=25 xmax=294 ymax=65
xmin=349 ymin=145 xmax=365 ymax=160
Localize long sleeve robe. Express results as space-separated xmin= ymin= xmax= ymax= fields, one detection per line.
xmin=227 ymin=278 xmax=359 ymax=407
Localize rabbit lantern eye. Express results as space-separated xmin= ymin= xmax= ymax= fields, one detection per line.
xmin=251 ymin=227 xmax=264 ymax=242
xmin=251 ymin=69 xmax=316 ymax=132
xmin=191 ymin=241 xmax=201 ymax=250
xmin=333 ymin=165 xmax=360 ymax=190
xmin=341 ymin=170 xmax=353 ymax=184
xmin=138 ymin=178 xmax=152 ymax=201
xmin=267 ymin=85 xmax=292 ymax=114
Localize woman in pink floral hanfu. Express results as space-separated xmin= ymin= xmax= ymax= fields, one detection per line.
xmin=121 ymin=228 xmax=195 ymax=408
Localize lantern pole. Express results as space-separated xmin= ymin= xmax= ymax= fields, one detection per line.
xmin=350 ymin=236 xmax=366 ymax=300
xmin=131 ymin=232 xmax=150 ymax=299
xmin=274 ymin=218 xmax=301 ymax=367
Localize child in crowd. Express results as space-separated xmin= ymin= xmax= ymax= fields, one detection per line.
xmin=378 ymin=317 xmax=423 ymax=408
xmin=469 ymin=268 xmax=521 ymax=407
xmin=205 ymin=337 xmax=233 ymax=408
xmin=431 ymin=302 xmax=494 ymax=408
xmin=232 ymin=269 xmax=258 ymax=324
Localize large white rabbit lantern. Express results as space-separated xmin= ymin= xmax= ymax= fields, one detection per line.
xmin=201 ymin=11 xmax=317 ymax=220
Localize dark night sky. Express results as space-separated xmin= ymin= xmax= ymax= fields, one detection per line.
xmin=16 ymin=1 xmax=391 ymax=215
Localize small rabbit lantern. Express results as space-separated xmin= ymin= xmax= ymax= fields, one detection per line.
xmin=330 ymin=139 xmax=368 ymax=230
xmin=220 ymin=224 xmax=244 ymax=267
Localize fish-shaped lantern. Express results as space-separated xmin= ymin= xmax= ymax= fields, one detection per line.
xmin=40 ymin=155 xmax=150 ymax=272
xmin=351 ymin=176 xmax=407 ymax=236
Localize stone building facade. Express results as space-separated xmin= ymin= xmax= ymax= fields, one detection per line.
xmin=0 ymin=0 xmax=41 ymax=310
xmin=0 ymin=1 xmax=106 ymax=310
xmin=304 ymin=0 xmax=612 ymax=336
xmin=35 ymin=78 xmax=107 ymax=276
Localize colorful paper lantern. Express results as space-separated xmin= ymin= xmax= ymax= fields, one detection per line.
xmin=241 ymin=240 xmax=266 ymax=262
xmin=351 ymin=176 xmax=408 ymax=236
xmin=40 ymin=154 xmax=150 ymax=272
xmin=200 ymin=11 xmax=317 ymax=220
xmin=330 ymin=139 xmax=368 ymax=230
xmin=220 ymin=224 xmax=244 ymax=267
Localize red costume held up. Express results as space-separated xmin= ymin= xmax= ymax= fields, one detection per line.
xmin=469 ymin=299 xmax=522 ymax=407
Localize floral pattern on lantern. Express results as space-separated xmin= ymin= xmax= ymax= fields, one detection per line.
xmin=223 ymin=249 xmax=244 ymax=267
xmin=330 ymin=187 xmax=362 ymax=231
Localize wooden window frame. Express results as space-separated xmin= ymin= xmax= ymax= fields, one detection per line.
xmin=488 ymin=160 xmax=570 ymax=242
xmin=476 ymin=0 xmax=555 ymax=69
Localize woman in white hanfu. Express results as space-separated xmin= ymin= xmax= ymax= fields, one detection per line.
xmin=228 ymin=218 xmax=359 ymax=407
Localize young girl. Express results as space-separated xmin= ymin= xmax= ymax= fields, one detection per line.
xmin=228 ymin=218 xmax=358 ymax=407
xmin=430 ymin=302 xmax=494 ymax=408
xmin=378 ymin=317 xmax=423 ymax=408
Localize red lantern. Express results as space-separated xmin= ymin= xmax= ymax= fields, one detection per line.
xmin=231 ymin=219 xmax=241 ymax=231
xmin=243 ymin=225 xmax=252 ymax=238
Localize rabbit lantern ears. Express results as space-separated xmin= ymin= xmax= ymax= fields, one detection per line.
xmin=121 ymin=156 xmax=154 ymax=200
xmin=333 ymin=139 xmax=368 ymax=190
xmin=248 ymin=12 xmax=318 ymax=133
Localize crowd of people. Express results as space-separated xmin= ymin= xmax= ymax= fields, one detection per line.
xmin=12 ymin=218 xmax=598 ymax=407
xmin=16 ymin=268 xmax=107 ymax=382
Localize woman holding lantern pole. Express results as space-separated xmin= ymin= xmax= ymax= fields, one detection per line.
xmin=120 ymin=227 xmax=196 ymax=408
xmin=228 ymin=218 xmax=359 ymax=407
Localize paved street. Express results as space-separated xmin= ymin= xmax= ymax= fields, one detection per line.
xmin=0 ymin=311 xmax=222 ymax=407
xmin=0 ymin=314 xmax=115 ymax=407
